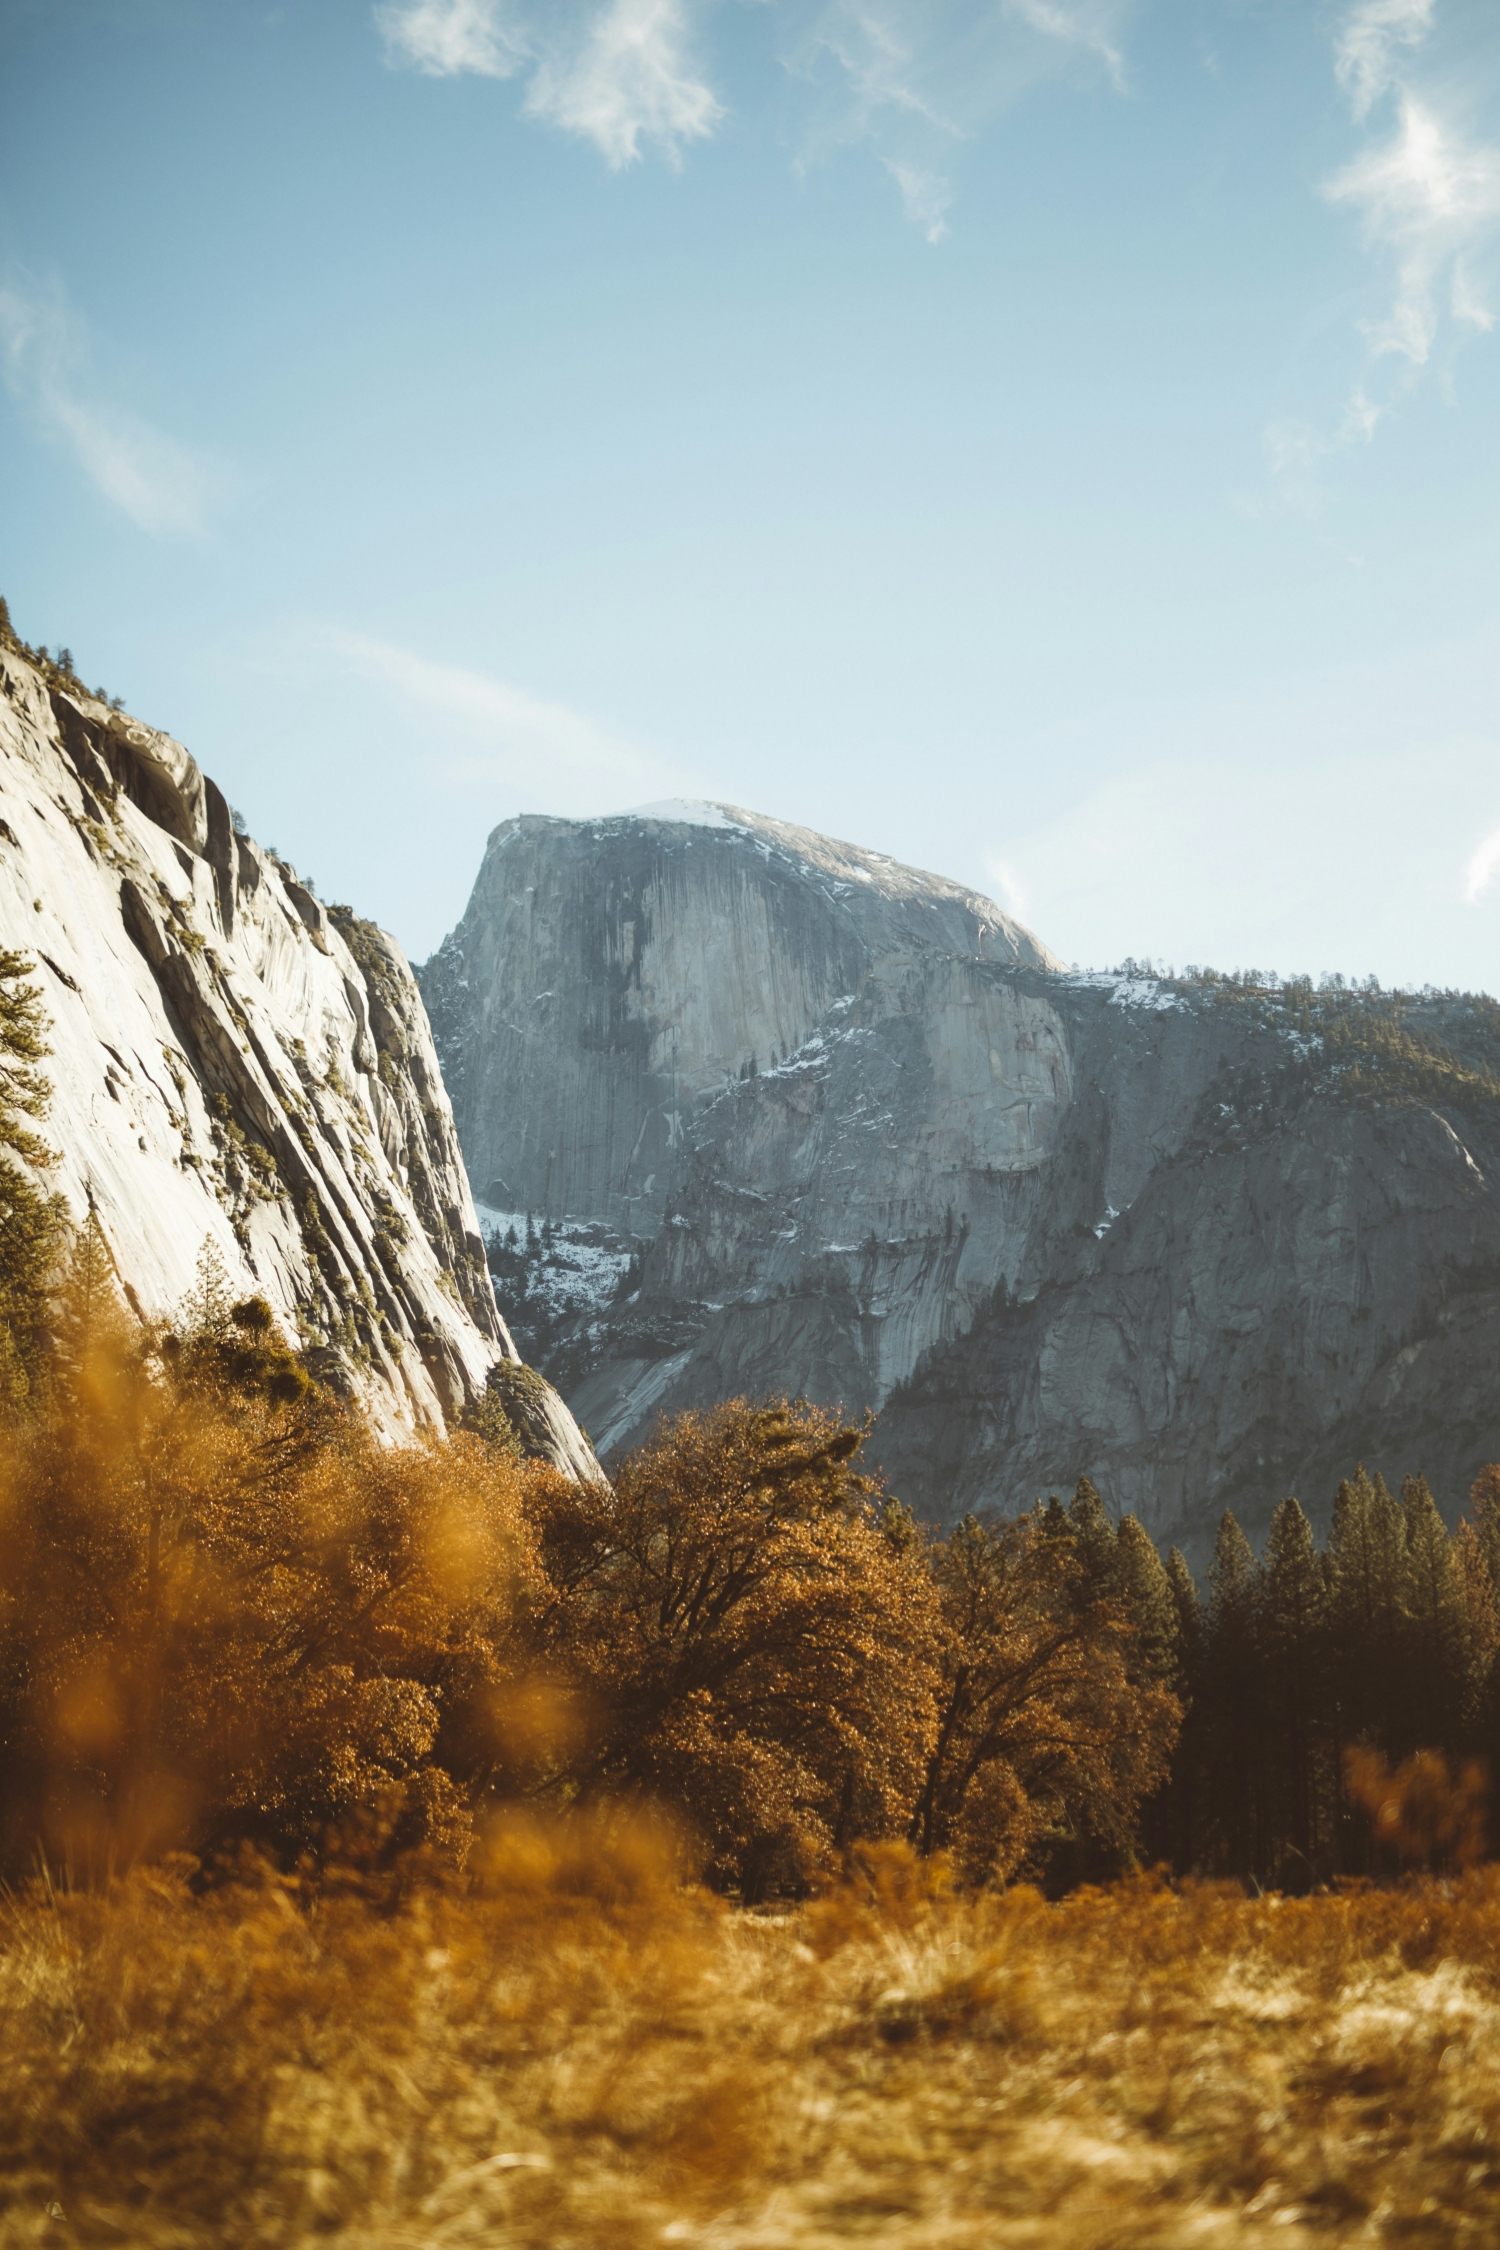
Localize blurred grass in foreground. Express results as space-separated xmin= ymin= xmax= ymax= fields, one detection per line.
xmin=6 ymin=1826 xmax=1500 ymax=2248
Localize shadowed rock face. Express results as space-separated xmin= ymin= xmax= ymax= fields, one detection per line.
xmin=426 ymin=801 xmax=1500 ymax=1555
xmin=0 ymin=643 xmax=598 ymax=1474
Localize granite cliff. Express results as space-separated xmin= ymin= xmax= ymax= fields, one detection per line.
xmin=425 ymin=803 xmax=1500 ymax=1556
xmin=0 ymin=636 xmax=596 ymax=1475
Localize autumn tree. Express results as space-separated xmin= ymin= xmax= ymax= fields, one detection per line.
xmin=908 ymin=1508 xmax=1180 ymax=1889
xmin=518 ymin=1400 xmax=941 ymax=1897
xmin=0 ymin=1259 xmax=538 ymax=1876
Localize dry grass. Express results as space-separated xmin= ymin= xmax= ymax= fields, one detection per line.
xmin=5 ymin=1832 xmax=1500 ymax=2248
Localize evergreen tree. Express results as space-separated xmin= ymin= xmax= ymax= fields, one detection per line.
xmin=1203 ymin=1512 xmax=1265 ymax=1874
xmin=181 ymin=1236 xmax=236 ymax=1344
xmin=1469 ymin=1465 xmax=1500 ymax=1600
xmin=1157 ymin=1546 xmax=1206 ymax=1864
xmin=1400 ymin=1474 xmax=1468 ymax=1757
xmin=53 ymin=1207 xmax=125 ymax=1376
xmin=1116 ymin=1516 xmax=1179 ymax=1684
xmin=1165 ymin=1549 xmax=1203 ymax=1694
xmin=1067 ymin=1476 xmax=1118 ymax=1603
xmin=1327 ymin=1467 xmax=1407 ymax=1757
xmin=1453 ymin=1519 xmax=1499 ymax=1733
xmin=1261 ymin=1497 xmax=1328 ymax=1877
xmin=1039 ymin=1493 xmax=1071 ymax=1544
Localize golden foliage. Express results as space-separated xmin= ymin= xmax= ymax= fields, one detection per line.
xmin=1344 ymin=1746 xmax=1489 ymax=1873
xmin=913 ymin=1510 xmax=1182 ymax=1884
xmin=7 ymin=1839 xmax=1500 ymax=2244
xmin=0 ymin=1296 xmax=539 ymax=1874
xmin=522 ymin=1401 xmax=945 ymax=1894
xmin=2 ymin=1354 xmax=1178 ymax=1900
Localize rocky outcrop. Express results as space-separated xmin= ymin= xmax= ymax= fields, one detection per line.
xmin=420 ymin=801 xmax=1061 ymax=1231
xmin=427 ymin=802 xmax=1500 ymax=1555
xmin=0 ymin=640 xmax=598 ymax=1470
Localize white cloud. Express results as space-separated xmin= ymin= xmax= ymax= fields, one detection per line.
xmin=523 ymin=0 xmax=723 ymax=169
xmin=376 ymin=0 xmax=528 ymax=78
xmin=325 ymin=629 xmax=696 ymax=805
xmin=0 ymin=281 xmax=225 ymax=538
xmin=785 ymin=1 xmax=1132 ymax=241
xmin=1255 ymin=7 xmax=1500 ymax=509
xmin=1325 ymin=95 xmax=1500 ymax=366
xmin=377 ymin=0 xmax=1135 ymax=223
xmin=795 ymin=6 xmax=960 ymax=137
xmin=379 ymin=0 xmax=721 ymax=168
xmin=1334 ymin=0 xmax=1434 ymax=124
xmin=884 ymin=160 xmax=953 ymax=242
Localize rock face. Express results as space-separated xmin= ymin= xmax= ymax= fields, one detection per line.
xmin=421 ymin=801 xmax=1060 ymax=1231
xmin=0 ymin=639 xmax=598 ymax=1470
xmin=426 ymin=802 xmax=1500 ymax=1556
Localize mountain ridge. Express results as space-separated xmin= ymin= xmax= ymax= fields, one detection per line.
xmin=424 ymin=806 xmax=1500 ymax=1556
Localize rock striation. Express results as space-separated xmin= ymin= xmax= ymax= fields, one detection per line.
xmin=426 ymin=803 xmax=1500 ymax=1556
xmin=0 ymin=639 xmax=597 ymax=1473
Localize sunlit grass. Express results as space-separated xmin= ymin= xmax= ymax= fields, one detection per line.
xmin=5 ymin=1831 xmax=1500 ymax=2247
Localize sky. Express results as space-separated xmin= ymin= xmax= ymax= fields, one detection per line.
xmin=3 ymin=0 xmax=1500 ymax=989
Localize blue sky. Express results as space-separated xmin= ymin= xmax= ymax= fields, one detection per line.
xmin=4 ymin=0 xmax=1500 ymax=988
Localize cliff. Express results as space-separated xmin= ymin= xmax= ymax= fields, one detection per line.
xmin=420 ymin=800 xmax=1061 ymax=1231
xmin=426 ymin=803 xmax=1500 ymax=1555
xmin=0 ymin=637 xmax=597 ymax=1475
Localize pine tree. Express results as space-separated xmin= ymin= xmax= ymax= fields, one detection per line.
xmin=1068 ymin=1476 xmax=1118 ymax=1603
xmin=1039 ymin=1493 xmax=1071 ymax=1543
xmin=1157 ymin=1546 xmax=1206 ymax=1865
xmin=1327 ymin=1467 xmax=1407 ymax=1758
xmin=1453 ymin=1519 xmax=1499 ymax=1733
xmin=1400 ymin=1474 xmax=1467 ymax=1757
xmin=53 ymin=1207 xmax=125 ymax=1374
xmin=181 ymin=1236 xmax=235 ymax=1344
xmin=1469 ymin=1464 xmax=1500 ymax=1595
xmin=1203 ymin=1512 xmax=1265 ymax=1874
xmin=1116 ymin=1516 xmax=1179 ymax=1684
xmin=1261 ymin=1497 xmax=1328 ymax=1877
xmin=1165 ymin=1549 xmax=1203 ymax=1690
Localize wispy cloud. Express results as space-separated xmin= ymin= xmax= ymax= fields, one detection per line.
xmin=379 ymin=0 xmax=721 ymax=168
xmin=0 ymin=280 xmax=226 ymax=537
xmin=884 ymin=160 xmax=953 ymax=242
xmin=1325 ymin=93 xmax=1500 ymax=367
xmin=1256 ymin=3 xmax=1500 ymax=512
xmin=1334 ymin=0 xmax=1435 ymax=124
xmin=1006 ymin=0 xmax=1125 ymax=94
xmin=326 ymin=629 xmax=695 ymax=806
xmin=524 ymin=0 xmax=722 ymax=170
xmin=378 ymin=0 xmax=1135 ymax=228
xmin=375 ymin=0 xmax=529 ymax=78
xmin=783 ymin=1 xmax=1132 ymax=240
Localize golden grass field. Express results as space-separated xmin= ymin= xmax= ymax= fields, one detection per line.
xmin=5 ymin=1826 xmax=1500 ymax=2249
